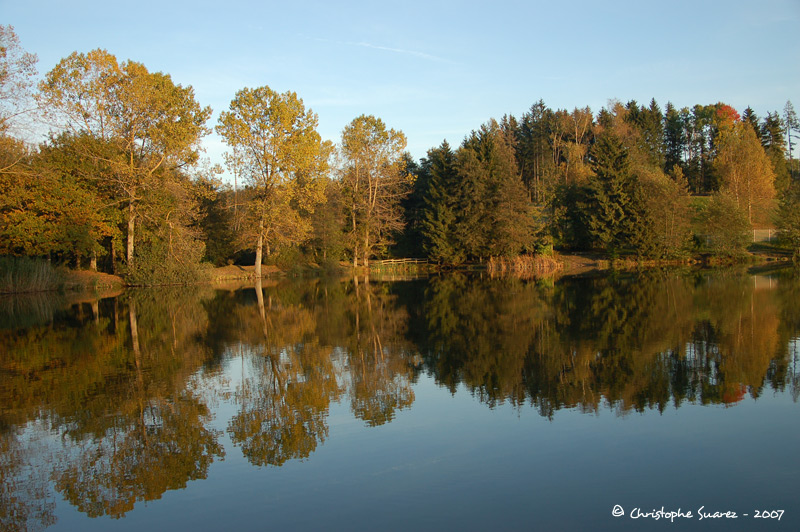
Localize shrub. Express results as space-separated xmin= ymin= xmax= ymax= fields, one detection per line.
xmin=777 ymin=186 xmax=800 ymax=260
xmin=696 ymin=193 xmax=750 ymax=257
xmin=124 ymin=238 xmax=211 ymax=286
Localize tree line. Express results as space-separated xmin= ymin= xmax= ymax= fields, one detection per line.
xmin=405 ymin=99 xmax=799 ymax=262
xmin=2 ymin=26 xmax=800 ymax=282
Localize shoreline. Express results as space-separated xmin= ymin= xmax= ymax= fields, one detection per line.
xmin=1 ymin=250 xmax=794 ymax=296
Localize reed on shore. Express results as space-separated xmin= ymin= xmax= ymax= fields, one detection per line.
xmin=0 ymin=257 xmax=66 ymax=294
xmin=486 ymin=254 xmax=562 ymax=279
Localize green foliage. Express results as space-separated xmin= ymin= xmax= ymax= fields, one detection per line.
xmin=270 ymin=245 xmax=304 ymax=272
xmin=762 ymin=112 xmax=790 ymax=193
xmin=309 ymin=177 xmax=346 ymax=262
xmin=420 ymin=141 xmax=464 ymax=263
xmin=624 ymin=98 xmax=665 ymax=169
xmin=417 ymin=121 xmax=536 ymax=263
xmin=6 ymin=41 xmax=800 ymax=275
xmin=125 ymin=238 xmax=210 ymax=286
xmin=696 ymin=193 xmax=750 ymax=256
xmin=663 ymin=102 xmax=685 ymax=174
xmin=777 ymin=185 xmax=800 ymax=259
xmin=393 ymin=153 xmax=425 ymax=257
xmin=193 ymin=171 xmax=238 ymax=266
xmin=482 ymin=123 xmax=536 ymax=257
xmin=629 ymin=168 xmax=693 ymax=258
xmin=124 ymin=177 xmax=211 ymax=285
xmin=40 ymin=49 xmax=212 ymax=270
xmin=515 ymin=100 xmax=559 ymax=204
xmin=584 ymin=131 xmax=637 ymax=253
xmin=0 ymin=135 xmax=115 ymax=264
xmin=785 ymin=101 xmax=799 ymax=180
xmin=550 ymin=183 xmax=591 ymax=249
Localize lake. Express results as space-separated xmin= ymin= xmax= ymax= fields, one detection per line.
xmin=1 ymin=266 xmax=798 ymax=531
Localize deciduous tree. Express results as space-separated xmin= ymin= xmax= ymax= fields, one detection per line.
xmin=39 ymin=50 xmax=211 ymax=271
xmin=216 ymin=86 xmax=331 ymax=277
xmin=698 ymin=192 xmax=750 ymax=256
xmin=715 ymin=121 xmax=775 ymax=224
xmin=0 ymin=25 xmax=38 ymax=136
xmin=339 ymin=115 xmax=409 ymax=267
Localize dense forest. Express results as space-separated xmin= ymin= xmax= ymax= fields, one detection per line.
xmin=2 ymin=26 xmax=800 ymax=283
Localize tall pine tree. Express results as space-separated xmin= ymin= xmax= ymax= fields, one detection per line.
xmin=585 ymin=132 xmax=637 ymax=253
xmin=420 ymin=141 xmax=463 ymax=263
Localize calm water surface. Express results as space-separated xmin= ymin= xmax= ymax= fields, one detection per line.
xmin=2 ymin=267 xmax=799 ymax=531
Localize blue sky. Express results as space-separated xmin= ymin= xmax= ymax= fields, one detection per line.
xmin=4 ymin=0 xmax=800 ymax=172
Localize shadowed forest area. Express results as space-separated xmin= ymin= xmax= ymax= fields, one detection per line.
xmin=2 ymin=25 xmax=800 ymax=289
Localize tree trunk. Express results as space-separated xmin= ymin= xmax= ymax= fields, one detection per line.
xmin=127 ymin=201 xmax=135 ymax=268
xmin=353 ymin=272 xmax=360 ymax=342
xmin=255 ymin=277 xmax=267 ymax=337
xmin=128 ymin=300 xmax=147 ymax=445
xmin=129 ymin=301 xmax=141 ymax=365
xmin=363 ymin=232 xmax=369 ymax=269
xmin=255 ymin=216 xmax=264 ymax=278
xmin=352 ymin=210 xmax=358 ymax=268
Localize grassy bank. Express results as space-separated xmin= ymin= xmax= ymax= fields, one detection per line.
xmin=0 ymin=257 xmax=66 ymax=294
xmin=62 ymin=269 xmax=126 ymax=292
xmin=210 ymin=264 xmax=282 ymax=281
xmin=555 ymin=246 xmax=792 ymax=276
xmin=0 ymin=257 xmax=125 ymax=295
xmin=4 ymin=247 xmax=792 ymax=296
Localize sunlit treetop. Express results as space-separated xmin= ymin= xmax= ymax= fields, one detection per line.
xmin=0 ymin=24 xmax=38 ymax=134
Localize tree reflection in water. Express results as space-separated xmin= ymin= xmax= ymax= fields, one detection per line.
xmin=417 ymin=268 xmax=797 ymax=417
xmin=226 ymin=275 xmax=416 ymax=467
xmin=0 ymin=288 xmax=225 ymax=525
xmin=0 ymin=267 xmax=798 ymax=528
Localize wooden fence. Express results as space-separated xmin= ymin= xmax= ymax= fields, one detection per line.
xmin=752 ymin=229 xmax=777 ymax=243
xmin=700 ymin=229 xmax=780 ymax=246
xmin=370 ymin=258 xmax=429 ymax=267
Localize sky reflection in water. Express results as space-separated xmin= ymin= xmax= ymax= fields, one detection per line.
xmin=1 ymin=267 xmax=799 ymax=531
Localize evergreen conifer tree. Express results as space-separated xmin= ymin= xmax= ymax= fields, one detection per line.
xmin=420 ymin=142 xmax=463 ymax=263
xmin=586 ymin=132 xmax=636 ymax=253
xmin=663 ymin=102 xmax=686 ymax=175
